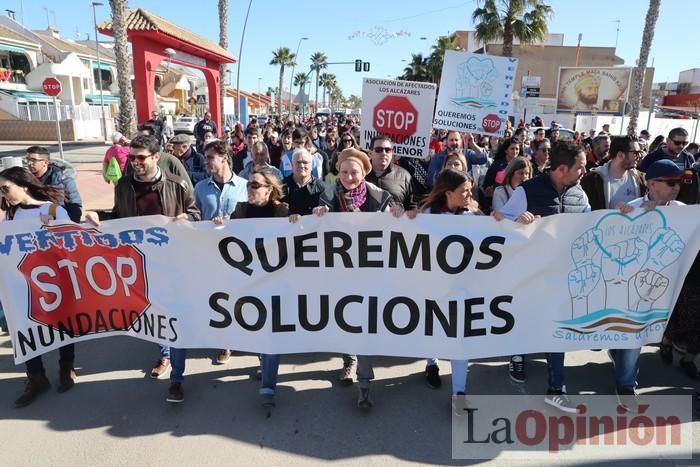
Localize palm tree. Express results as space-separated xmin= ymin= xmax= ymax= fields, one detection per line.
xmin=218 ymin=0 xmax=228 ymax=127
xmin=326 ymin=74 xmax=338 ymax=108
xmin=270 ymin=47 xmax=296 ymax=115
xmin=627 ymin=0 xmax=661 ymax=135
xmin=426 ymin=34 xmax=459 ymax=83
xmin=310 ymin=52 xmax=327 ymax=111
xmin=293 ymin=72 xmax=307 ymax=111
xmin=108 ymin=0 xmax=136 ymax=136
xmin=318 ymin=73 xmax=330 ymax=107
xmin=402 ymin=53 xmax=429 ymax=81
xmin=472 ymin=0 xmax=553 ymax=57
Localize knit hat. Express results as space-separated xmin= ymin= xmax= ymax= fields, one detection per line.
xmin=336 ymin=148 xmax=371 ymax=175
xmin=111 ymin=132 xmax=124 ymax=143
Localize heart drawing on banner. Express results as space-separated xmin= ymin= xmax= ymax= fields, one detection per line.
xmin=592 ymin=209 xmax=666 ymax=265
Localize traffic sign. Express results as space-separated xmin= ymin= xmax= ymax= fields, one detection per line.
xmin=196 ymin=95 xmax=206 ymax=104
xmin=481 ymin=114 xmax=502 ymax=134
xmin=373 ymin=96 xmax=418 ymax=141
xmin=42 ymin=76 xmax=62 ymax=97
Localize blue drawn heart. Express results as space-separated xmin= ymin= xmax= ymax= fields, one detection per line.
xmin=592 ymin=209 xmax=666 ymax=264
xmin=465 ymin=56 xmax=495 ymax=81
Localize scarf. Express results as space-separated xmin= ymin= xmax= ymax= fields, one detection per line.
xmin=336 ymin=179 xmax=367 ymax=212
xmin=402 ymin=157 xmax=428 ymax=188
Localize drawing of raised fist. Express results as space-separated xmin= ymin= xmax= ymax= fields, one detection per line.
xmin=601 ymin=237 xmax=649 ymax=284
xmin=568 ymin=261 xmax=603 ymax=318
xmin=644 ymin=228 xmax=685 ymax=271
xmin=629 ymin=269 xmax=670 ymax=312
xmin=571 ymin=228 xmax=603 ymax=266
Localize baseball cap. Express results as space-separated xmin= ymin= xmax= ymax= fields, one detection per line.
xmin=645 ymin=160 xmax=683 ymax=180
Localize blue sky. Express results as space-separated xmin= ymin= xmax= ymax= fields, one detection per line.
xmin=8 ymin=0 xmax=697 ymax=100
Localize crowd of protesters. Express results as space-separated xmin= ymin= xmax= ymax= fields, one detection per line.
xmin=1 ymin=109 xmax=700 ymax=416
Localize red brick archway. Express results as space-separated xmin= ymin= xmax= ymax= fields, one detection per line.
xmin=99 ymin=8 xmax=236 ymax=133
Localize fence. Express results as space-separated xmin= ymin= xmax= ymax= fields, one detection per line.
xmin=15 ymin=102 xmax=112 ymax=122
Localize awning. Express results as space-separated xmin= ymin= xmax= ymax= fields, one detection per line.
xmin=0 ymin=90 xmax=54 ymax=102
xmin=85 ymin=94 xmax=120 ymax=104
xmin=0 ymin=44 xmax=26 ymax=54
xmin=91 ymin=62 xmax=112 ymax=72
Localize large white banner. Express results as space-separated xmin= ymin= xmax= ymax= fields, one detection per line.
xmin=1 ymin=208 xmax=699 ymax=364
xmin=434 ymin=51 xmax=518 ymax=137
xmin=360 ymin=78 xmax=437 ymax=159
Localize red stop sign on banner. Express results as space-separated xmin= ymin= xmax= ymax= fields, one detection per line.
xmin=18 ymin=225 xmax=150 ymax=335
xmin=373 ymin=96 xmax=418 ymax=143
xmin=481 ymin=114 xmax=502 ymax=133
xmin=42 ymin=77 xmax=62 ymax=97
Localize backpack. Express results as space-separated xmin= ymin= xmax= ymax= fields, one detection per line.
xmin=104 ymin=156 xmax=122 ymax=183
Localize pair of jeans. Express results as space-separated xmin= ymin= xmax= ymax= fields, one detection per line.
xmin=260 ymin=354 xmax=281 ymax=396
xmin=546 ymin=352 xmax=565 ymax=391
xmin=609 ymin=348 xmax=640 ymax=389
xmin=159 ymin=344 xmax=170 ymax=359
xmin=356 ymin=355 xmax=374 ymax=389
xmin=169 ymin=348 xmax=187 ymax=384
xmin=451 ymin=360 xmax=469 ymax=394
xmin=25 ymin=344 xmax=75 ymax=374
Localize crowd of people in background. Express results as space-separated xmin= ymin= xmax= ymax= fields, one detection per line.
xmin=2 ymin=109 xmax=700 ymax=417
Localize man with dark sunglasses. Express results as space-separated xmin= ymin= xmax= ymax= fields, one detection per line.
xmin=85 ymin=135 xmax=200 ymax=404
xmin=639 ymin=128 xmax=694 ymax=173
xmin=626 ymin=160 xmax=685 ymax=209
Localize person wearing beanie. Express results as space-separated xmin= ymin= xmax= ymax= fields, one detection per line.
xmin=103 ymin=132 xmax=130 ymax=180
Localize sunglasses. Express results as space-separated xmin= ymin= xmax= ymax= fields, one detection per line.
xmin=247 ymin=182 xmax=269 ymax=190
xmin=341 ymin=139 xmax=353 ymax=144
xmin=25 ymin=157 xmax=46 ymax=163
xmin=373 ymin=147 xmax=392 ymax=153
xmin=671 ymin=140 xmax=688 ymax=146
xmin=128 ymin=154 xmax=154 ymax=162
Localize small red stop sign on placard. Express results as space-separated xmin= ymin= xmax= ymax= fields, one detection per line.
xmin=42 ymin=77 xmax=62 ymax=97
xmin=373 ymin=96 xmax=418 ymax=143
xmin=18 ymin=225 xmax=150 ymax=335
xmin=482 ymin=114 xmax=502 ymax=133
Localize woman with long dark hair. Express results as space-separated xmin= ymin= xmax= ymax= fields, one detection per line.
xmin=0 ymin=167 xmax=77 ymax=408
xmin=491 ymin=156 xmax=532 ymax=212
xmin=419 ymin=169 xmax=481 ymax=412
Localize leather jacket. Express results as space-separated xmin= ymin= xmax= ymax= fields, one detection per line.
xmin=111 ymin=170 xmax=201 ymax=220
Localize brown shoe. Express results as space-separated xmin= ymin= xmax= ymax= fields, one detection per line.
xmin=216 ymin=349 xmax=232 ymax=364
xmin=57 ymin=361 xmax=77 ymax=393
xmin=150 ymin=357 xmax=170 ymax=378
xmin=166 ymin=383 xmax=184 ymax=403
xmin=15 ymin=372 xmax=51 ymax=408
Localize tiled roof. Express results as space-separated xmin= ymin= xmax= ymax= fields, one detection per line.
xmin=98 ymin=8 xmax=235 ymax=61
xmin=35 ymin=32 xmax=115 ymax=62
xmin=0 ymin=24 xmax=39 ymax=46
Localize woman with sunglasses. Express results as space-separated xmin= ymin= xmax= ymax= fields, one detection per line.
xmin=0 ymin=167 xmax=78 ymax=408
xmin=214 ymin=169 xmax=289 ymax=409
xmin=313 ymin=148 xmax=402 ymax=409
xmin=417 ymin=168 xmax=482 ymax=413
xmin=325 ymin=133 xmax=359 ymax=185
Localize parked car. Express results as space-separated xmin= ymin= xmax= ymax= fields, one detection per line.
xmin=174 ymin=116 xmax=197 ymax=135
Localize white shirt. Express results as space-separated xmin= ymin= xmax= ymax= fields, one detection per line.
xmin=607 ymin=171 xmax=636 ymax=209
xmin=627 ymin=195 xmax=685 ymax=208
xmin=8 ymin=202 xmax=70 ymax=221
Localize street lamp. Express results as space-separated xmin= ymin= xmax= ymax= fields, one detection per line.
xmin=91 ymin=2 xmax=107 ymax=142
xmin=288 ymin=37 xmax=308 ymax=114
xmin=235 ymin=0 xmax=253 ymax=123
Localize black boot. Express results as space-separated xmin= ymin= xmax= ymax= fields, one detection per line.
xmin=15 ymin=372 xmax=51 ymax=408
xmin=57 ymin=361 xmax=76 ymax=393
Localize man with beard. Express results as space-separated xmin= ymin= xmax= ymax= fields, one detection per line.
xmin=573 ymin=73 xmax=601 ymax=111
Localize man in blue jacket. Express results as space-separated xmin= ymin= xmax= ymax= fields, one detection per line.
xmin=25 ymin=146 xmax=82 ymax=222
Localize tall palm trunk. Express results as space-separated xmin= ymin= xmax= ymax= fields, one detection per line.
xmin=109 ymin=0 xmax=136 ymax=136
xmin=502 ymin=13 xmax=514 ymax=56
xmin=627 ymin=0 xmax=661 ymax=135
xmin=278 ymin=66 xmax=285 ymax=114
xmin=218 ymin=0 xmax=228 ymax=129
xmin=314 ymin=68 xmax=320 ymax=111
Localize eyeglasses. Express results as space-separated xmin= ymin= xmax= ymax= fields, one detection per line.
xmin=254 ymin=152 xmax=267 ymax=157
xmin=341 ymin=139 xmax=353 ymax=144
xmin=25 ymin=157 xmax=46 ymax=163
xmin=661 ymin=179 xmax=681 ymax=187
xmin=294 ymin=160 xmax=311 ymax=165
xmin=247 ymin=182 xmax=269 ymax=190
xmin=128 ymin=153 xmax=154 ymax=162
xmin=540 ymin=148 xmax=551 ymax=153
xmin=373 ymin=147 xmax=392 ymax=153
xmin=0 ymin=185 xmax=11 ymax=194
xmin=671 ymin=140 xmax=688 ymax=146
xmin=626 ymin=150 xmax=644 ymax=157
